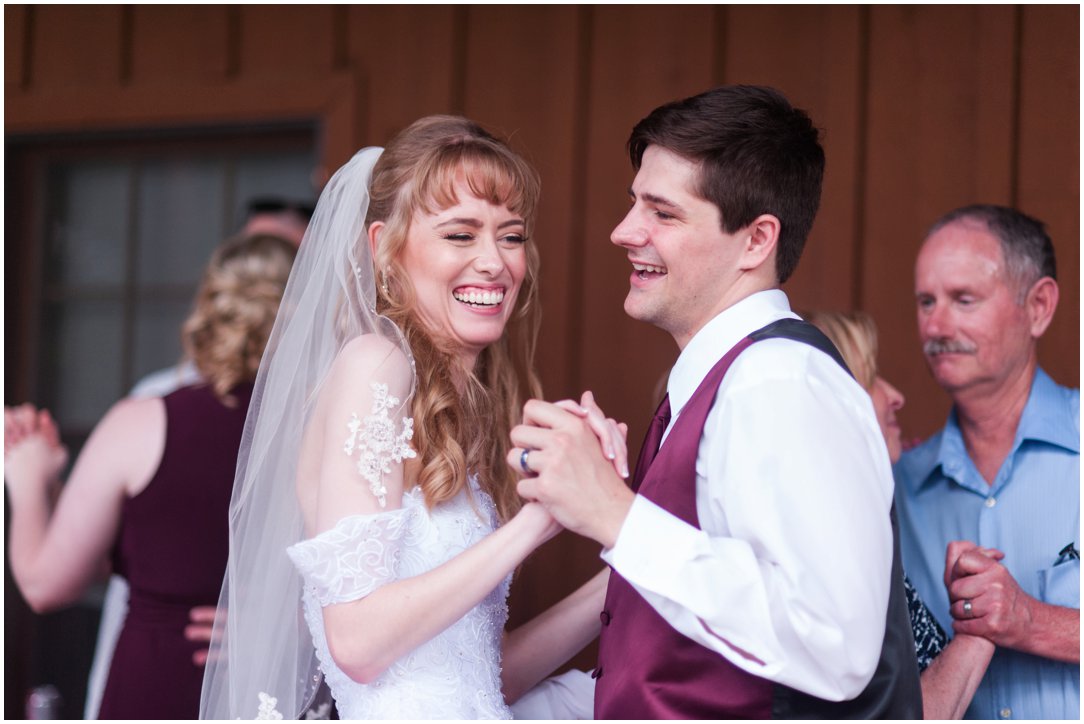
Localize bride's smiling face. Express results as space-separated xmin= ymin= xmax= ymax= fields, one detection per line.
xmin=394 ymin=176 xmax=529 ymax=366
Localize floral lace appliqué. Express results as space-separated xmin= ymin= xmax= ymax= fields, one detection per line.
xmin=343 ymin=382 xmax=416 ymax=507
xmin=254 ymin=692 xmax=283 ymax=720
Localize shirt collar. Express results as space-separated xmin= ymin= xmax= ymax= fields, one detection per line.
xmin=916 ymin=367 xmax=1079 ymax=489
xmin=1015 ymin=368 xmax=1079 ymax=453
xmin=927 ymin=412 xmax=969 ymax=488
xmin=666 ymin=289 xmax=797 ymax=418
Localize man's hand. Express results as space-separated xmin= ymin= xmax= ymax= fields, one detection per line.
xmin=508 ymin=398 xmax=635 ymax=548
xmin=944 ymin=540 xmax=1081 ymax=663
xmin=945 ymin=541 xmax=1034 ymax=649
xmin=943 ymin=540 xmax=1005 ymax=590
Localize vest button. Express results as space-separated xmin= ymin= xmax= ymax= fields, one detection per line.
xmin=600 ymin=610 xmax=611 ymax=625
xmin=591 ymin=667 xmax=603 ymax=679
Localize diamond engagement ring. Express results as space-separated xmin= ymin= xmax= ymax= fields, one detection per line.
xmin=519 ymin=448 xmax=536 ymax=476
xmin=962 ymin=599 xmax=973 ymax=617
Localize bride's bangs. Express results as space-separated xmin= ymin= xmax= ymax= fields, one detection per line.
xmin=412 ymin=145 xmax=539 ymax=227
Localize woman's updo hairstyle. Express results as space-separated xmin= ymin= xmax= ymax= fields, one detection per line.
xmin=182 ymin=233 xmax=296 ymax=400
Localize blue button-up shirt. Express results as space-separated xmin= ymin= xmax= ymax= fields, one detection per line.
xmin=895 ymin=368 xmax=1079 ymax=720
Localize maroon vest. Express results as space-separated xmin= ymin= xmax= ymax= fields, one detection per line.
xmin=593 ymin=319 xmax=922 ymax=719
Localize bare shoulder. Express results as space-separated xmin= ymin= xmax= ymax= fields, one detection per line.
xmin=71 ymin=396 xmax=166 ymax=497
xmin=328 ymin=334 xmax=413 ymax=395
xmin=337 ymin=333 xmax=411 ymax=369
xmin=307 ymin=335 xmax=415 ymax=526
xmin=96 ymin=395 xmax=166 ymax=439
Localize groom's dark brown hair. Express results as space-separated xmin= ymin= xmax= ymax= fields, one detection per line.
xmin=627 ymin=85 xmax=824 ymax=285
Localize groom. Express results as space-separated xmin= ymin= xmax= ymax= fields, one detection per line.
xmin=512 ymin=85 xmax=922 ymax=717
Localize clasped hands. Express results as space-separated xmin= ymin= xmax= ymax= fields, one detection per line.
xmin=944 ymin=540 xmax=1035 ymax=650
xmin=4 ymin=404 xmax=69 ymax=497
xmin=506 ymin=391 xmax=635 ymax=549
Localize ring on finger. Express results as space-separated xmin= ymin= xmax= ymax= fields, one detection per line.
xmin=962 ymin=599 xmax=973 ymax=617
xmin=519 ymin=448 xmax=536 ymax=476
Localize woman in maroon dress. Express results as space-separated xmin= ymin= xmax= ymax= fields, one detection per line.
xmin=5 ymin=233 xmax=295 ymax=719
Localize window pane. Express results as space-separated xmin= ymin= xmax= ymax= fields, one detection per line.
xmin=132 ymin=298 xmax=193 ymax=386
xmin=231 ymin=150 xmax=317 ymax=228
xmin=137 ymin=158 xmax=226 ymax=287
xmin=41 ymin=300 xmax=125 ymax=429
xmin=46 ymin=162 xmax=130 ymax=287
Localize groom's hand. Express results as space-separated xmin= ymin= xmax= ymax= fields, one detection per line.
xmin=509 ymin=399 xmax=634 ymax=549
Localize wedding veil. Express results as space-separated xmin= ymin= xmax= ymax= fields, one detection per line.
xmin=200 ymin=147 xmax=414 ymax=718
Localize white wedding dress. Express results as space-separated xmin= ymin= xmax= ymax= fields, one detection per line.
xmin=286 ymin=477 xmax=513 ymax=720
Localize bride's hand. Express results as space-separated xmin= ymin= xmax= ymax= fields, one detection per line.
xmin=514 ymin=501 xmax=563 ymax=545
xmin=554 ymin=391 xmax=629 ymax=479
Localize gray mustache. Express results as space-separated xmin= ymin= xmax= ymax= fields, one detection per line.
xmin=924 ymin=339 xmax=977 ymax=356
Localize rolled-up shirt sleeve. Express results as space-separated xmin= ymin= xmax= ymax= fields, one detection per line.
xmin=601 ymin=348 xmax=895 ymax=701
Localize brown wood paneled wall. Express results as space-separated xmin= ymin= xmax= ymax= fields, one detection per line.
xmin=6 ymin=3 xmax=1079 ymax=677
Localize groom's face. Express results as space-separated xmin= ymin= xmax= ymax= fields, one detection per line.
xmin=610 ymin=145 xmax=746 ymax=349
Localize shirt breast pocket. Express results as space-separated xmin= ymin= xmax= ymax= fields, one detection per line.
xmin=1038 ymin=559 xmax=1080 ymax=608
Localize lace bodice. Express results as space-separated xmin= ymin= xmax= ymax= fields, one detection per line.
xmin=287 ymin=479 xmax=512 ymax=720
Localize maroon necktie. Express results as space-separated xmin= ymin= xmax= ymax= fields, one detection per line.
xmin=630 ymin=394 xmax=671 ymax=492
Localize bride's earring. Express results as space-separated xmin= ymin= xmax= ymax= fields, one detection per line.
xmin=381 ymin=268 xmax=390 ymax=296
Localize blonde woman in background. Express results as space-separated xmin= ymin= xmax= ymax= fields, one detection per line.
xmin=808 ymin=310 xmax=1000 ymax=719
xmin=5 ymin=234 xmax=296 ymax=719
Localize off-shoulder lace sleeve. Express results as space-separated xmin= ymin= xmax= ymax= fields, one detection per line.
xmin=343 ymin=382 xmax=416 ymax=508
xmin=287 ymin=507 xmax=421 ymax=606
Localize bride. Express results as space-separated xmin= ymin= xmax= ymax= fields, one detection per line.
xmin=200 ymin=116 xmax=618 ymax=719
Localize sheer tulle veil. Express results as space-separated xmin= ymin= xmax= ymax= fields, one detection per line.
xmin=200 ymin=147 xmax=413 ymax=718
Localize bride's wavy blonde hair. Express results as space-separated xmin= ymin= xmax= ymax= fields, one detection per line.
xmin=365 ymin=115 xmax=542 ymax=523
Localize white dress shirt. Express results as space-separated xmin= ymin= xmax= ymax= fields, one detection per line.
xmin=510 ymin=669 xmax=595 ymax=720
xmin=601 ymin=289 xmax=895 ymax=701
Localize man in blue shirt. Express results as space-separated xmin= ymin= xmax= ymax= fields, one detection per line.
xmin=895 ymin=204 xmax=1079 ymax=719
